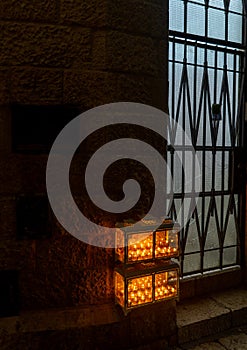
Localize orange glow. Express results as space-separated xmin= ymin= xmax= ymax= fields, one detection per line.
xmin=127 ymin=276 xmax=152 ymax=307
xmin=115 ymin=272 xmax=125 ymax=306
xmin=155 ymin=271 xmax=177 ymax=301
xmin=128 ymin=234 xmax=153 ymax=262
xmin=155 ymin=230 xmax=178 ymax=258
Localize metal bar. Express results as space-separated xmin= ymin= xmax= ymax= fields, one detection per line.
xmin=169 ymin=36 xmax=246 ymax=55
xmin=169 ymin=30 xmax=246 ymax=50
xmin=168 ymin=145 xmax=235 ymax=151
xmin=185 ymin=0 xmax=247 ymax=16
xmin=168 ymin=59 xmax=242 ymax=74
xmin=166 ymin=190 xmax=237 ymax=199
xmin=168 ymin=0 xmax=246 ymax=277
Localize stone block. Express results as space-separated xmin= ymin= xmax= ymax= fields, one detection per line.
xmin=0 ymin=329 xmax=94 ymax=350
xmin=129 ymin=338 xmax=169 ymax=350
xmin=10 ymin=68 xmax=63 ymax=104
xmin=177 ymin=297 xmax=231 ymax=344
xmin=71 ymin=268 xmax=111 ymax=305
xmin=190 ymin=342 xmax=225 ymax=350
xmin=0 ymin=196 xmax=16 ymax=240
xmin=16 ymin=195 xmax=51 ymax=240
xmin=0 ymin=23 xmax=91 ymax=68
xmin=0 ymin=0 xmax=58 ymax=22
xmin=92 ymin=31 xmax=107 ymax=70
xmin=211 ymin=288 xmax=247 ymax=327
xmin=129 ymin=300 xmax=176 ymax=347
xmin=179 ymin=278 xmax=196 ymax=300
xmin=108 ymin=0 xmax=166 ymax=38
xmin=106 ymin=73 xmax=165 ymax=109
xmin=105 ymin=31 xmax=158 ymax=76
xmin=0 ymin=155 xmax=47 ymax=194
xmin=219 ymin=332 xmax=247 ymax=350
xmin=0 ymin=68 xmax=10 ymax=104
xmin=92 ymin=319 xmax=130 ymax=350
xmin=0 ymin=240 xmax=34 ymax=270
xmin=63 ymin=70 xmax=111 ymax=107
xmin=0 ymin=106 xmax=11 ymax=153
xmin=158 ymin=40 xmax=169 ymax=78
xmin=60 ymin=0 xmax=107 ymax=27
xmin=194 ymin=269 xmax=242 ymax=296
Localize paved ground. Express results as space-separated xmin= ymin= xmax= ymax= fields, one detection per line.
xmin=176 ymin=326 xmax=247 ymax=349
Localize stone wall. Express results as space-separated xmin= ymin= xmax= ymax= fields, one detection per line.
xmin=0 ymin=0 xmax=169 ymax=317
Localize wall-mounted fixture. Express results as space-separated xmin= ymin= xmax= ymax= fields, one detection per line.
xmin=115 ymin=218 xmax=180 ymax=314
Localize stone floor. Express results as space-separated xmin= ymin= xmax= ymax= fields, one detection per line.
xmin=1 ymin=288 xmax=247 ymax=349
xmin=175 ymin=287 xmax=247 ymax=350
xmin=175 ymin=326 xmax=247 ymax=349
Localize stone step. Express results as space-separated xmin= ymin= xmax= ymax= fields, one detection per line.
xmin=177 ymin=288 xmax=247 ymax=345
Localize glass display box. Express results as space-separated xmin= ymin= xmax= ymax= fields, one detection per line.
xmin=115 ymin=219 xmax=180 ymax=264
xmin=115 ymin=261 xmax=179 ymax=314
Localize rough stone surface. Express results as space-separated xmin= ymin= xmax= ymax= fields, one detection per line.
xmin=0 ymin=0 xmax=58 ymax=22
xmin=0 ymin=155 xmax=48 ymax=194
xmin=0 ymin=23 xmax=91 ymax=68
xmin=219 ymin=333 xmax=247 ymax=350
xmin=105 ymin=31 xmax=159 ymax=76
xmin=60 ymin=0 xmax=107 ymax=27
xmin=177 ymin=297 xmax=231 ymax=343
xmin=169 ymin=327 xmax=247 ymax=350
xmin=129 ymin=338 xmax=169 ymax=350
xmin=0 ymin=107 xmax=11 ymax=153
xmin=129 ymin=301 xmax=176 ymax=347
xmin=10 ymin=68 xmax=63 ymax=104
xmin=211 ymin=288 xmax=247 ymax=327
xmin=63 ymin=70 xmax=111 ymax=107
xmin=0 ymin=68 xmax=10 ymax=104
xmin=189 ymin=342 xmax=225 ymax=350
xmin=0 ymin=197 xmax=16 ymax=240
xmin=108 ymin=0 xmax=166 ymax=38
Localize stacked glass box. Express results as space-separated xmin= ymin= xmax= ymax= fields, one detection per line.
xmin=114 ymin=218 xmax=180 ymax=313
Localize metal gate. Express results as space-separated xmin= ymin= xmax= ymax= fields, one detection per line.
xmin=168 ymin=0 xmax=246 ymax=277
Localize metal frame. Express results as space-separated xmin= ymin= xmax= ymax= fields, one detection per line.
xmin=168 ymin=0 xmax=247 ymax=277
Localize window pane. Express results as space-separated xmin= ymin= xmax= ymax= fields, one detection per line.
xmin=223 ymin=247 xmax=237 ymax=266
xmin=208 ymin=8 xmax=225 ymax=40
xmin=229 ymin=0 xmax=242 ymax=14
xmin=187 ymin=3 xmax=205 ymax=36
xmin=169 ymin=0 xmax=184 ymax=32
xmin=183 ymin=253 xmax=201 ymax=274
xmin=209 ymin=0 xmax=224 ymax=10
xmin=228 ymin=12 xmax=242 ymax=43
xmin=204 ymin=250 xmax=220 ymax=269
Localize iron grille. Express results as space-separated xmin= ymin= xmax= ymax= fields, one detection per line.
xmin=168 ymin=0 xmax=247 ymax=276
